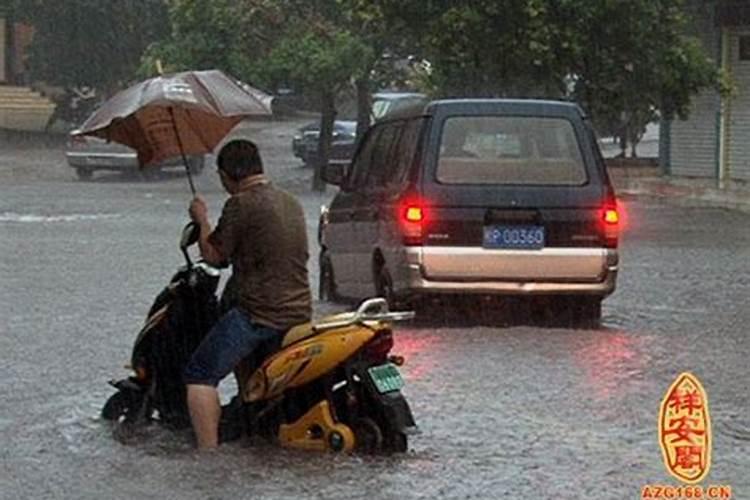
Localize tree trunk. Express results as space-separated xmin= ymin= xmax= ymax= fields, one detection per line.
xmin=313 ymin=91 xmax=336 ymax=192
xmin=617 ymin=132 xmax=627 ymax=158
xmin=627 ymin=124 xmax=641 ymax=158
xmin=4 ymin=15 xmax=15 ymax=84
xmin=355 ymin=76 xmax=371 ymax=142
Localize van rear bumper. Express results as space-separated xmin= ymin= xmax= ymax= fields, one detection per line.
xmin=404 ymin=247 xmax=618 ymax=296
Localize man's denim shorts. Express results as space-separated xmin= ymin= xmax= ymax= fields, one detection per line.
xmin=183 ymin=308 xmax=281 ymax=387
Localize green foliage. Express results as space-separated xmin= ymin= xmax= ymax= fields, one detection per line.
xmin=393 ymin=0 xmax=575 ymax=98
xmin=271 ymin=0 xmax=718 ymax=155
xmin=568 ymin=0 xmax=717 ymax=150
xmin=658 ymin=36 xmax=721 ymax=120
xmin=262 ymin=29 xmax=372 ymax=95
xmin=142 ymin=0 xmax=380 ymax=189
xmin=0 ymin=0 xmax=20 ymax=15
xmin=395 ymin=0 xmax=716 ymax=151
xmin=10 ymin=0 xmax=719 ymax=159
xmin=139 ymin=0 xmax=251 ymax=78
xmin=16 ymin=0 xmax=169 ymax=92
xmin=146 ymin=0 xmax=374 ymax=97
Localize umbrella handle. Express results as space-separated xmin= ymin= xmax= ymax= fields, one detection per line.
xmin=169 ymin=106 xmax=197 ymax=196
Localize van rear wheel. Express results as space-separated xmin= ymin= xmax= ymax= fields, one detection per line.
xmin=571 ymin=297 xmax=602 ymax=327
xmin=319 ymin=251 xmax=338 ymax=302
xmin=374 ymin=266 xmax=397 ymax=310
xmin=75 ymin=167 xmax=93 ymax=180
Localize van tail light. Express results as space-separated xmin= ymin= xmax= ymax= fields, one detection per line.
xmin=601 ymin=201 xmax=620 ymax=248
xmin=398 ymin=195 xmax=427 ymax=246
xmin=405 ymin=205 xmax=424 ymax=223
xmin=604 ymin=209 xmax=619 ymax=224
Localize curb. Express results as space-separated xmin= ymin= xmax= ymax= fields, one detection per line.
xmin=616 ymin=177 xmax=750 ymax=213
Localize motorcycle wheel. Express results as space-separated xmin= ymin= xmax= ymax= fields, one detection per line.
xmin=385 ymin=431 xmax=408 ymax=453
xmin=353 ymin=417 xmax=384 ymax=453
xmin=101 ymin=390 xmax=140 ymax=421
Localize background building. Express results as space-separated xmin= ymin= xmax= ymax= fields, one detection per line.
xmin=1 ymin=11 xmax=34 ymax=85
xmin=667 ymin=0 xmax=750 ymax=185
xmin=0 ymin=10 xmax=55 ymax=131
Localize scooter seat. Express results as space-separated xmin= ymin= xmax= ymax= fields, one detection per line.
xmin=280 ymin=312 xmax=358 ymax=348
xmin=281 ymin=322 xmax=314 ymax=347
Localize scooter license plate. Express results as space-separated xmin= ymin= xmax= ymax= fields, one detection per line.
xmin=368 ymin=363 xmax=405 ymax=394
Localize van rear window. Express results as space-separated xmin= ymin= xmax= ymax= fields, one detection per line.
xmin=436 ymin=116 xmax=587 ymax=185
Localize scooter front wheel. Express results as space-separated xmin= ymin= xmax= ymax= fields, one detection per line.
xmin=101 ymin=390 xmax=141 ymax=421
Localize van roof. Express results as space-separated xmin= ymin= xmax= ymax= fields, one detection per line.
xmin=378 ymin=98 xmax=586 ymax=122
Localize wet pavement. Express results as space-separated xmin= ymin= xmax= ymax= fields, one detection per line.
xmin=1 ymin=121 xmax=748 ymax=499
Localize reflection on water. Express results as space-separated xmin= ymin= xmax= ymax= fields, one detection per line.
xmin=393 ymin=330 xmax=441 ymax=381
xmin=16 ymin=317 xmax=747 ymax=500
xmin=573 ymin=330 xmax=652 ymax=403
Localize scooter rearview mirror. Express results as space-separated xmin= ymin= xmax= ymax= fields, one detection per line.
xmin=179 ymin=221 xmax=200 ymax=250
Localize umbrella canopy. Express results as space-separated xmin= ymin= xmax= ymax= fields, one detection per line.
xmin=75 ymin=70 xmax=273 ymax=168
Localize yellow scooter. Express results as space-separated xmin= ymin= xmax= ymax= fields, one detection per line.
xmin=102 ymin=224 xmax=417 ymax=453
xmin=235 ymin=298 xmax=417 ymax=453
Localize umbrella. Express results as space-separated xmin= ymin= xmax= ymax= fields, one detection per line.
xmin=74 ymin=69 xmax=274 ymax=194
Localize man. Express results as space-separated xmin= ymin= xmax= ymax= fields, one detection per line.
xmin=185 ymin=139 xmax=312 ymax=449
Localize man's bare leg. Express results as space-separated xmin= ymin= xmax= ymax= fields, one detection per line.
xmin=186 ymin=384 xmax=221 ymax=449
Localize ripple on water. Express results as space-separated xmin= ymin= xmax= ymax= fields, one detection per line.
xmin=57 ymin=404 xmax=113 ymax=456
xmin=0 ymin=212 xmax=120 ymax=223
xmin=714 ymin=412 xmax=750 ymax=442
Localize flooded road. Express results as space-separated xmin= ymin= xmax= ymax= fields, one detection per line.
xmin=1 ymin=122 xmax=748 ymax=499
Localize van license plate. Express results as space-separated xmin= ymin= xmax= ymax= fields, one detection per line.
xmin=483 ymin=225 xmax=545 ymax=249
xmin=368 ymin=363 xmax=405 ymax=394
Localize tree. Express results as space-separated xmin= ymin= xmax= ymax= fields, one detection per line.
xmin=410 ymin=0 xmax=574 ymax=98
xmin=146 ymin=0 xmax=373 ymax=191
xmin=14 ymin=0 xmax=169 ymax=94
xmin=334 ymin=0 xmax=421 ymax=139
xmin=261 ymin=18 xmax=372 ymax=190
xmin=5 ymin=0 xmax=169 ymax=127
xmin=568 ymin=0 xmax=718 ymax=156
xmin=390 ymin=0 xmax=718 ymax=157
xmin=135 ymin=0 xmax=719 ymax=172
xmin=138 ymin=0 xmax=258 ymax=79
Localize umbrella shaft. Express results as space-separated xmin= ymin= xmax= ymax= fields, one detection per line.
xmin=169 ymin=106 xmax=197 ymax=196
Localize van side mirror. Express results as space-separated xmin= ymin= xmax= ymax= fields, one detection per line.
xmin=321 ymin=162 xmax=347 ymax=186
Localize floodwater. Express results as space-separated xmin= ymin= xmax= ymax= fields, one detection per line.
xmin=1 ymin=120 xmax=748 ymax=499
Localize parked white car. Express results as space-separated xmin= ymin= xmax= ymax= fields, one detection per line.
xmin=66 ymin=131 xmax=205 ymax=180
